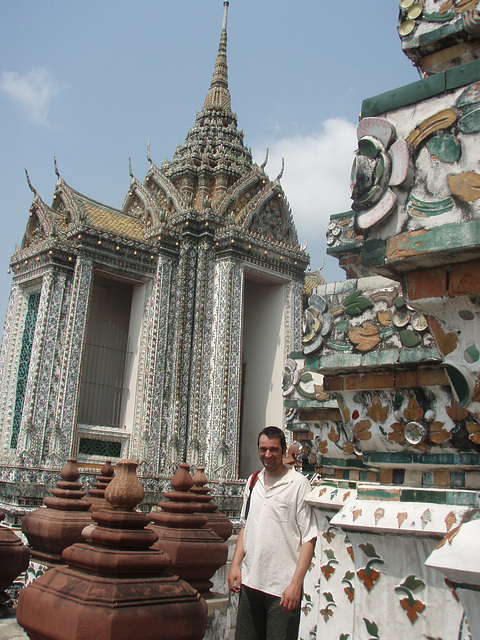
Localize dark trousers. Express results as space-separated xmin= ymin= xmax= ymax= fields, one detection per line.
xmin=235 ymin=585 xmax=301 ymax=640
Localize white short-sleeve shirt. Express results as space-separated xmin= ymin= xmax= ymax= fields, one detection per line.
xmin=240 ymin=467 xmax=318 ymax=598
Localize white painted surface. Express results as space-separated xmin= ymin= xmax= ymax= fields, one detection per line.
xmin=122 ymin=282 xmax=146 ymax=433
xmin=239 ymin=278 xmax=286 ymax=478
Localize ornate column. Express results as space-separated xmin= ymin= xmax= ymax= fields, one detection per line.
xmin=49 ymin=256 xmax=93 ymax=466
xmin=133 ymin=255 xmax=176 ymax=476
xmin=165 ymin=239 xmax=198 ymax=472
xmin=15 ymin=272 xmax=66 ymax=465
xmin=0 ymin=284 xmax=24 ymax=458
xmin=186 ymin=237 xmax=215 ymax=469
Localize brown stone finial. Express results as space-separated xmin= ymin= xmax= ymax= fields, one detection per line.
xmin=105 ymin=459 xmax=144 ymax=511
xmin=84 ymin=460 xmax=115 ymax=512
xmin=190 ymin=467 xmax=232 ymax=542
xmin=61 ymin=457 xmax=80 ymax=482
xmin=191 ymin=467 xmax=208 ymax=487
xmin=171 ymin=462 xmax=194 ymax=492
xmin=17 ymin=460 xmax=207 ymax=640
xmin=149 ymin=463 xmax=228 ymax=598
xmin=101 ymin=460 xmax=114 ymax=478
xmin=21 ymin=458 xmax=92 ymax=567
xmin=0 ymin=510 xmax=30 ymax=616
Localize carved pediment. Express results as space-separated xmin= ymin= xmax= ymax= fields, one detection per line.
xmin=244 ymin=190 xmax=299 ymax=248
xmin=22 ymin=208 xmax=47 ymax=249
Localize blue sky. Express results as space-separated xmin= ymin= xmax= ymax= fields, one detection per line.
xmin=0 ymin=1 xmax=416 ymax=322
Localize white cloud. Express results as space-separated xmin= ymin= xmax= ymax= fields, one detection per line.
xmin=253 ymin=118 xmax=357 ymax=272
xmin=1 ymin=67 xmax=62 ymax=126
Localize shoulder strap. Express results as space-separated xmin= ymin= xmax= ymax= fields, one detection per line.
xmin=244 ymin=470 xmax=261 ymax=522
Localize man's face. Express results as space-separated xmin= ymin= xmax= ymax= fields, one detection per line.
xmin=258 ymin=435 xmax=285 ymax=473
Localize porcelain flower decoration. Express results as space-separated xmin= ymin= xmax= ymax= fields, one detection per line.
xmin=351 ymin=117 xmax=413 ymax=230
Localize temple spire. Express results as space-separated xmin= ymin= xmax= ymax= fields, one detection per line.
xmin=203 ymin=1 xmax=231 ymax=111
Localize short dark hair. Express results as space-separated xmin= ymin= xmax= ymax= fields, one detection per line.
xmin=257 ymin=426 xmax=286 ymax=450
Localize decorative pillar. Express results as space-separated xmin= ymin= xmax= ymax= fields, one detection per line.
xmin=15 ymin=272 xmax=59 ymax=465
xmin=133 ymin=256 xmax=175 ymax=477
xmin=50 ymin=256 xmax=93 ymax=465
xmin=0 ymin=283 xmax=22 ymax=458
xmin=17 ymin=459 xmax=207 ymax=640
xmin=167 ymin=240 xmax=198 ymax=469
xmin=186 ymin=239 xmax=215 ymax=468
xmin=206 ymin=259 xmax=244 ymax=479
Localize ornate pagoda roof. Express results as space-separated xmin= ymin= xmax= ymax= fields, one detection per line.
xmin=122 ymin=0 xmax=306 ymax=262
xmin=15 ymin=1 xmax=308 ymax=275
xmin=159 ymin=1 xmax=253 ymax=186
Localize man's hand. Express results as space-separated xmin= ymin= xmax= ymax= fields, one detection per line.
xmin=228 ymin=527 xmax=245 ymax=594
xmin=279 ymin=581 xmax=302 ymax=612
xmin=228 ymin=564 xmax=242 ymax=593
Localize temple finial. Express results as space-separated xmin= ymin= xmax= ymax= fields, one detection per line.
xmin=54 ymin=156 xmax=60 ymax=178
xmin=147 ymin=139 xmax=152 ymax=163
xmin=203 ymin=1 xmax=231 ymax=111
xmin=25 ymin=169 xmax=36 ymax=195
xmin=261 ymin=148 xmax=269 ymax=170
xmin=276 ymin=158 xmax=285 ymax=181
xmin=129 ymin=156 xmax=133 ymax=178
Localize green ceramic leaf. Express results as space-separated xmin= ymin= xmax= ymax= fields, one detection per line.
xmin=343 ymin=571 xmax=355 ymax=581
xmin=343 ymin=290 xmax=362 ymax=306
xmin=401 ymin=575 xmax=425 ymax=592
xmin=399 ymin=329 xmax=421 ymax=348
xmin=456 ymin=82 xmax=480 ymax=109
xmin=394 ymin=295 xmax=405 ymax=309
xmin=300 ymin=372 xmax=313 ymax=383
xmin=324 ymin=592 xmax=335 ymax=603
xmin=363 ymin=618 xmax=379 ymax=638
xmin=427 ymin=134 xmax=461 ymax=163
xmin=359 ymin=542 xmax=380 ymax=559
xmin=325 ymin=549 xmax=336 ymax=560
xmin=340 ymin=635 xmax=351 ymax=640
xmin=345 ymin=297 xmax=374 ymax=316
xmin=458 ymin=107 xmax=480 ymax=134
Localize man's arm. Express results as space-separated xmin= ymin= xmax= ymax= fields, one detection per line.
xmin=227 ymin=526 xmax=245 ymax=593
xmin=279 ymin=537 xmax=316 ymax=611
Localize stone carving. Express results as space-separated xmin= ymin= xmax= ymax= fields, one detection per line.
xmin=17 ymin=459 xmax=208 ymax=640
xmin=190 ymin=466 xmax=233 ymax=541
xmin=149 ymin=463 xmax=228 ymax=597
xmin=21 ymin=458 xmax=92 ymax=566
xmin=0 ymin=510 xmax=29 ymax=616
xmin=84 ymin=460 xmax=115 ymax=511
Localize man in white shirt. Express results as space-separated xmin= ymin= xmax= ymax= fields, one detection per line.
xmin=228 ymin=426 xmax=317 ymax=640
